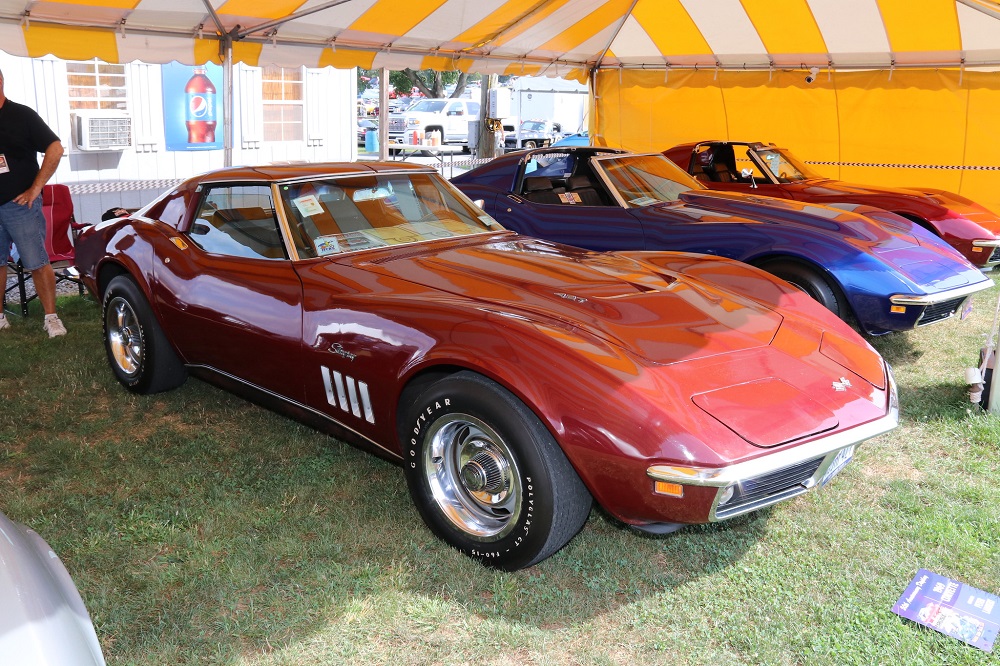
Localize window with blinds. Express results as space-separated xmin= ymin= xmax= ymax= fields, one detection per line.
xmin=262 ymin=65 xmax=304 ymax=142
xmin=67 ymin=60 xmax=128 ymax=111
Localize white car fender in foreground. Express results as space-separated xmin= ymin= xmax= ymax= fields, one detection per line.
xmin=0 ymin=511 xmax=105 ymax=665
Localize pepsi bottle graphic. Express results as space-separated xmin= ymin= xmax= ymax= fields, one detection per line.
xmin=185 ymin=67 xmax=216 ymax=143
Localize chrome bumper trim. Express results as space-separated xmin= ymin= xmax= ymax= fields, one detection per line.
xmin=890 ymin=279 xmax=993 ymax=306
xmin=648 ymin=367 xmax=898 ymax=491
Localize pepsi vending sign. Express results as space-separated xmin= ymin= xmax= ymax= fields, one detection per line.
xmin=163 ymin=62 xmax=223 ymax=151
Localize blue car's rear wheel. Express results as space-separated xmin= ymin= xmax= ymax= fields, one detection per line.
xmin=401 ymin=371 xmax=591 ymax=570
xmin=760 ymin=260 xmax=844 ymax=318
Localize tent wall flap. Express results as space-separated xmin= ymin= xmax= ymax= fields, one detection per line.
xmin=594 ymin=67 xmax=1000 ymax=213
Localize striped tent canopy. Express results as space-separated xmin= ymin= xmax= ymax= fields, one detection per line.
xmin=1 ymin=0 xmax=999 ymax=77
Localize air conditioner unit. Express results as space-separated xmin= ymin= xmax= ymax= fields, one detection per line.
xmin=74 ymin=110 xmax=132 ymax=151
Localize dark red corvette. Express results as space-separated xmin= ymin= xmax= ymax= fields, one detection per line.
xmin=74 ymin=163 xmax=898 ymax=570
xmin=665 ymin=141 xmax=1000 ymax=269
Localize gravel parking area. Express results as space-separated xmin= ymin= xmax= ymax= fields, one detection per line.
xmin=3 ymin=271 xmax=86 ymax=315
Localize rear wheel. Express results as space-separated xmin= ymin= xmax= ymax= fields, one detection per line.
xmin=400 ymin=371 xmax=592 ymax=570
xmin=102 ymin=275 xmax=186 ymax=394
xmin=896 ymin=212 xmax=938 ymax=236
xmin=759 ymin=260 xmax=844 ymax=318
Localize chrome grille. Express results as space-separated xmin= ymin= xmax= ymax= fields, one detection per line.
xmin=990 ymin=246 xmax=1000 ymax=263
xmin=715 ymin=456 xmax=824 ymax=519
xmin=389 ymin=118 xmax=406 ymax=132
xmin=917 ymin=296 xmax=965 ymax=326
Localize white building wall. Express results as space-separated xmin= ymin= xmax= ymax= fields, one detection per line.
xmin=0 ymin=53 xmax=356 ymax=222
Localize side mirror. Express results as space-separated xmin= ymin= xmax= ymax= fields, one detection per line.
xmin=740 ymin=168 xmax=758 ymax=189
xmin=190 ymin=222 xmax=211 ymax=235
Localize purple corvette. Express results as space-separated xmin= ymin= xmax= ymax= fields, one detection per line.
xmin=453 ymin=148 xmax=993 ymax=335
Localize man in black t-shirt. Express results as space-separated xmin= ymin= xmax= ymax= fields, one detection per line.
xmin=0 ymin=67 xmax=67 ymax=336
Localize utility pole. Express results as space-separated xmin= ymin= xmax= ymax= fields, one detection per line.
xmin=477 ymin=74 xmax=501 ymax=160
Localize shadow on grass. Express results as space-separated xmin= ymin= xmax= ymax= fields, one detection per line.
xmin=1 ymin=296 xmax=765 ymax=662
xmin=866 ymin=329 xmax=921 ymax=370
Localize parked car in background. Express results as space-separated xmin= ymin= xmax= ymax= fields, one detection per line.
xmin=0 ymin=510 xmax=106 ymax=665
xmin=551 ymin=131 xmax=589 ymax=147
xmin=357 ymin=118 xmax=377 ymax=145
xmin=452 ymin=147 xmax=993 ymax=335
xmin=504 ymin=119 xmax=562 ymax=151
xmin=664 ymin=141 xmax=1000 ymax=270
xmin=76 ymin=162 xmax=897 ymax=570
xmin=388 ymin=98 xmax=480 ymax=147
xmin=388 ymin=97 xmax=413 ymax=113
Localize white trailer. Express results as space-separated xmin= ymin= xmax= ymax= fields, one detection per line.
xmin=506 ymin=76 xmax=588 ymax=138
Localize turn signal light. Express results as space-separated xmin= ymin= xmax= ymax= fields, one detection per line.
xmin=654 ymin=481 xmax=684 ymax=497
xmin=890 ymin=305 xmax=906 ymax=314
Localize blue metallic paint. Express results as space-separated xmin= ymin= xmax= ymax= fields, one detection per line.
xmin=453 ymin=148 xmax=993 ymax=335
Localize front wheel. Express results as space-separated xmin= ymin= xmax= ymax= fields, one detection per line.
xmin=400 ymin=371 xmax=592 ymax=570
xmin=102 ymin=275 xmax=186 ymax=394
xmin=523 ymin=140 xmax=537 ymax=149
xmin=759 ymin=260 xmax=844 ymax=318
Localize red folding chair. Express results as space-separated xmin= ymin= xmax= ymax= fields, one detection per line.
xmin=3 ymin=184 xmax=85 ymax=317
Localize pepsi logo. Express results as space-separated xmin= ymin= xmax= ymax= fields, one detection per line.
xmin=189 ymin=95 xmax=212 ymax=118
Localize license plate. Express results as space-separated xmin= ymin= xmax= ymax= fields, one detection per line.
xmin=961 ymin=299 xmax=973 ymax=321
xmin=820 ymin=445 xmax=854 ymax=487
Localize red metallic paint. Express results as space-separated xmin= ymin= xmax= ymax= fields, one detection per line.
xmin=665 ymin=141 xmax=1000 ymax=268
xmin=74 ymin=163 xmax=896 ymax=530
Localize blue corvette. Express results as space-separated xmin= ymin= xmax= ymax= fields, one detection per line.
xmin=452 ymin=148 xmax=993 ymax=335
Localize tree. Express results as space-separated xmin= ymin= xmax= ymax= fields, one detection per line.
xmin=389 ymin=69 xmax=477 ymax=98
xmin=357 ymin=69 xmax=373 ymax=94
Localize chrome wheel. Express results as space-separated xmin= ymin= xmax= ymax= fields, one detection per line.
xmin=106 ymin=296 xmax=143 ymax=378
xmin=403 ymin=371 xmax=592 ymax=569
xmin=422 ymin=413 xmax=522 ymax=541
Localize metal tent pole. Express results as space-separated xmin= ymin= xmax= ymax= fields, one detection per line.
xmin=223 ymin=36 xmax=234 ymax=167
xmin=378 ymin=67 xmax=389 ymax=160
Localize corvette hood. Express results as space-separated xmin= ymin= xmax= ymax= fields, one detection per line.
xmin=355 ymin=237 xmax=784 ymax=365
xmin=790 ymin=181 xmax=1000 ymax=233
xmin=677 ymin=190 xmax=901 ymax=243
xmin=675 ymin=190 xmax=985 ymax=287
xmin=790 ymin=178 xmax=940 ymax=200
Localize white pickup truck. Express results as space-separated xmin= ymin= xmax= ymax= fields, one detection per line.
xmin=388 ymin=98 xmax=481 ymax=147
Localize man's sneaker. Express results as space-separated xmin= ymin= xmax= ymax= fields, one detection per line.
xmin=0 ymin=314 xmax=9 ymax=331
xmin=43 ymin=315 xmax=67 ymax=338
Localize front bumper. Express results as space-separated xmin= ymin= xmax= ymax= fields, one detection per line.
xmin=970 ymin=239 xmax=1000 ymax=268
xmin=647 ymin=365 xmax=899 ymax=522
xmin=890 ymin=280 xmax=994 ymax=327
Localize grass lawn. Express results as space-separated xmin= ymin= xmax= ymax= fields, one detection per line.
xmin=2 ymin=289 xmax=999 ymax=665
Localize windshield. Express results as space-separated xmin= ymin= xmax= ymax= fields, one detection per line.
xmin=521 ymin=121 xmax=546 ymax=132
xmin=594 ymin=154 xmax=703 ymax=207
xmin=407 ymin=100 xmax=447 ymax=113
xmin=279 ymin=172 xmax=500 ymax=258
xmin=750 ymin=146 xmax=822 ymax=182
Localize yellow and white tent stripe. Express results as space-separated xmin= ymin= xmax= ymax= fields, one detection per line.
xmin=2 ymin=0 xmax=999 ymax=73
